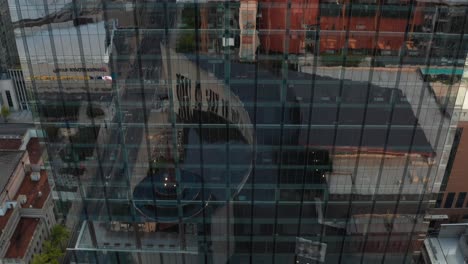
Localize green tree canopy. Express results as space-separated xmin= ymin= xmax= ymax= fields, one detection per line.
xmin=31 ymin=225 xmax=70 ymax=264
xmin=1 ymin=106 xmax=10 ymax=121
xmin=50 ymin=224 xmax=70 ymax=249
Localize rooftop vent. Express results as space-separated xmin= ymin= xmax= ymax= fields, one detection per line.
xmin=18 ymin=195 xmax=27 ymax=205
xmin=30 ymin=172 xmax=40 ymax=182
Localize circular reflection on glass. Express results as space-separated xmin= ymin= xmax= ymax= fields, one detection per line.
xmin=133 ymin=168 xmax=204 ymax=222
xmin=133 ymin=111 xmax=253 ymax=222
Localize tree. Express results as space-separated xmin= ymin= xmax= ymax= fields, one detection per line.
xmin=176 ymin=7 xmax=196 ymax=53
xmin=1 ymin=106 xmax=10 ymax=122
xmin=31 ymin=241 xmax=61 ymax=264
xmin=31 ymin=225 xmax=70 ymax=264
xmin=50 ymin=224 xmax=70 ymax=249
xmin=32 ymin=253 xmax=54 ymax=264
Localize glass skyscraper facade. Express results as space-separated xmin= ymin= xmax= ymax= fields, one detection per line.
xmin=5 ymin=0 xmax=468 ymax=263
xmin=0 ymin=0 xmax=19 ymax=72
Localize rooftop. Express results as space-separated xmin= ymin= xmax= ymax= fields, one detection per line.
xmin=15 ymin=20 xmax=108 ymax=64
xmin=0 ymin=150 xmax=25 ymax=193
xmin=4 ymin=218 xmax=39 ymax=259
xmin=302 ymin=66 xmax=449 ymax=151
xmin=14 ymin=170 xmax=50 ymax=209
xmin=0 ymin=139 xmax=22 ymax=150
xmin=181 ymin=53 xmax=434 ymax=156
xmin=26 ymin=138 xmax=42 ymax=165
xmin=348 ymin=214 xmax=428 ymax=234
xmin=0 ymin=204 xmax=15 ymax=234
xmin=0 ymin=134 xmax=43 ymax=165
xmin=0 ymin=123 xmax=32 ymax=137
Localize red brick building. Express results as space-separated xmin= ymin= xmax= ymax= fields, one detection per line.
xmin=258 ymin=0 xmax=425 ymax=55
xmin=0 ymin=125 xmax=56 ymax=264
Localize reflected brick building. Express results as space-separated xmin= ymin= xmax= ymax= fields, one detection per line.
xmin=258 ymin=0 xmax=468 ymax=58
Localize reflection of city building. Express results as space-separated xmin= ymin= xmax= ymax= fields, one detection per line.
xmin=420 ymin=223 xmax=468 ymax=264
xmin=315 ymin=0 xmax=425 ymax=56
xmin=259 ymin=0 xmax=319 ymax=54
xmin=0 ymin=70 xmax=29 ymax=111
xmin=260 ymin=0 xmax=468 ymax=58
xmin=427 ymin=78 xmax=468 ymax=232
xmin=0 ymin=0 xmax=24 ymax=111
xmin=0 ymin=73 xmax=19 ymax=111
xmin=0 ymin=0 xmax=19 ymax=72
xmin=14 ymin=20 xmax=112 ymax=96
xmin=4 ymin=1 xmax=468 ymax=264
xmin=7 ymin=69 xmax=28 ymax=110
xmin=239 ymin=1 xmax=259 ymax=61
xmin=8 ymin=1 xmax=113 ymax=99
xmin=296 ymin=237 xmax=327 ymax=263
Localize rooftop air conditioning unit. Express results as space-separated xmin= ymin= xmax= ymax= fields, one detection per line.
xmin=18 ymin=195 xmax=27 ymax=205
xmin=30 ymin=172 xmax=41 ymax=182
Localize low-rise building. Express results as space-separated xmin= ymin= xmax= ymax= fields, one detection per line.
xmin=0 ymin=125 xmax=56 ymax=264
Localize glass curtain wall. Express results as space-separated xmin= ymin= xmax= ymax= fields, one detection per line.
xmin=7 ymin=0 xmax=468 ymax=263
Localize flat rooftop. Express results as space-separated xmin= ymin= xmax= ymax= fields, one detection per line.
xmin=0 ymin=150 xmax=25 ymax=193
xmin=15 ymin=21 xmax=108 ymax=64
xmin=302 ymin=66 xmax=449 ymax=150
xmin=26 ymin=138 xmax=42 ymax=165
xmin=0 ymin=139 xmax=22 ymax=150
xmin=188 ymin=56 xmax=434 ymax=156
xmin=4 ymin=218 xmax=39 ymax=259
xmin=348 ymin=214 xmax=428 ymax=234
xmin=14 ymin=170 xmax=50 ymax=209
xmin=0 ymin=136 xmax=43 ymax=165
xmin=0 ymin=124 xmax=32 ymax=137
xmin=0 ymin=205 xmax=15 ymax=235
